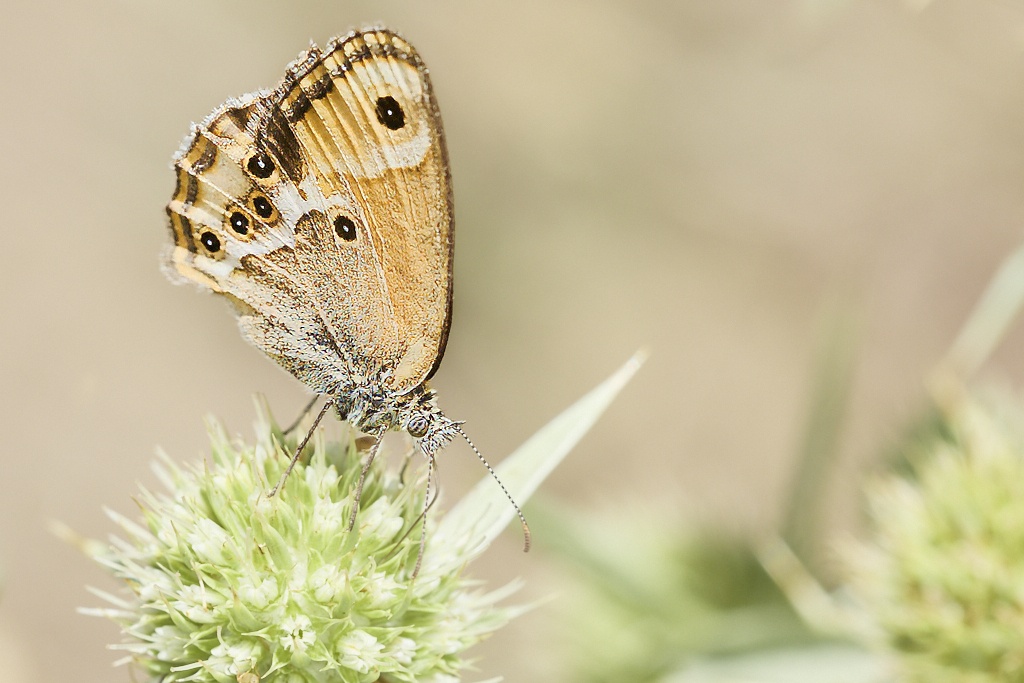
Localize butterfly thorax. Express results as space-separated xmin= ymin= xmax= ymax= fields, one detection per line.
xmin=336 ymin=381 xmax=460 ymax=459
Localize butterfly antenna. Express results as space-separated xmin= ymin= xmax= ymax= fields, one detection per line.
xmin=282 ymin=395 xmax=321 ymax=435
xmin=455 ymin=425 xmax=531 ymax=552
xmin=346 ymin=427 xmax=387 ymax=532
xmin=269 ymin=399 xmax=333 ymax=497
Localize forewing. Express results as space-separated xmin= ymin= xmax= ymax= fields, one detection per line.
xmin=165 ymin=28 xmax=454 ymax=396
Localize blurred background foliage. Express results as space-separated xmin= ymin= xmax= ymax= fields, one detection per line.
xmin=5 ymin=1 xmax=1024 ymax=681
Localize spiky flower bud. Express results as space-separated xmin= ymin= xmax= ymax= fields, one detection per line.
xmin=851 ymin=394 xmax=1024 ymax=683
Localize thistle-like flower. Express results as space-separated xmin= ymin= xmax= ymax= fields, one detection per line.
xmin=850 ymin=393 xmax=1024 ymax=683
xmin=76 ymin=355 xmax=644 ymax=683
xmin=84 ymin=407 xmax=514 ymax=683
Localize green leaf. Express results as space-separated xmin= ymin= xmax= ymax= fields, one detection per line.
xmin=428 ymin=351 xmax=646 ymax=570
xmin=667 ymin=644 xmax=891 ymax=683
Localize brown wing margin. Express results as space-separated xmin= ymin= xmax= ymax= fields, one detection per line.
xmin=407 ymin=29 xmax=455 ymax=382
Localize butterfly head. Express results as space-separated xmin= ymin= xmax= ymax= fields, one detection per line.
xmin=401 ymin=400 xmax=461 ymax=459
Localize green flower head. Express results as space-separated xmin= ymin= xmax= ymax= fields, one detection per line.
xmin=78 ymin=355 xmax=643 ymax=683
xmin=851 ymin=393 xmax=1024 ymax=683
xmin=84 ymin=405 xmax=515 ymax=683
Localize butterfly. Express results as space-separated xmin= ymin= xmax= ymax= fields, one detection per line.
xmin=164 ymin=27 xmax=528 ymax=550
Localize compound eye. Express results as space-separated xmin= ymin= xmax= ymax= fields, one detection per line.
xmin=407 ymin=414 xmax=429 ymax=439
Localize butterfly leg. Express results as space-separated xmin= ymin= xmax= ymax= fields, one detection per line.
xmin=346 ymin=428 xmax=388 ymax=532
xmin=398 ymin=433 xmax=418 ymax=485
xmin=282 ymin=395 xmax=321 ymax=435
xmin=381 ymin=460 xmax=440 ymax=577
xmin=268 ymin=400 xmax=333 ymax=497
xmin=412 ymin=454 xmax=437 ymax=579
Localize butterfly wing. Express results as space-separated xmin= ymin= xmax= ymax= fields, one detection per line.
xmin=165 ymin=28 xmax=453 ymax=397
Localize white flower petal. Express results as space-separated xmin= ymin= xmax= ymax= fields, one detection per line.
xmin=337 ymin=629 xmax=385 ymax=673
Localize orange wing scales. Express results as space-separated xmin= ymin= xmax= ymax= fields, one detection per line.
xmin=163 ymin=28 xmax=457 ymax=448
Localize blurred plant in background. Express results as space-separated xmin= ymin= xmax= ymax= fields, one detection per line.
xmin=532 ymin=501 xmax=878 ymax=682
xmin=531 ymin=246 xmax=1024 ymax=680
xmin=852 ymin=393 xmax=1024 ymax=683
xmin=848 ymin=240 xmax=1024 ymax=682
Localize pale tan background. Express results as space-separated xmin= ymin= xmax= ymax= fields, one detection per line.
xmin=4 ymin=0 xmax=1024 ymax=681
